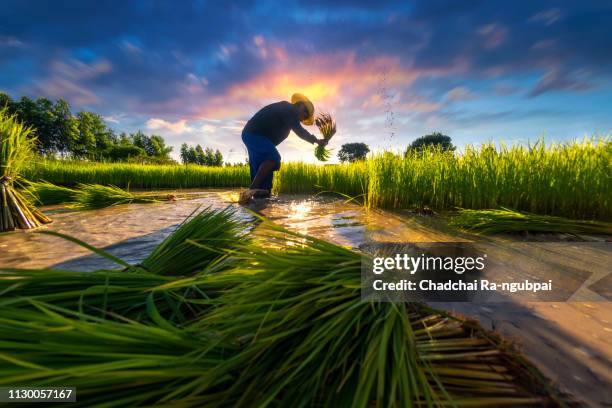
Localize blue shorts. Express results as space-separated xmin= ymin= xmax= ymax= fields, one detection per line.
xmin=242 ymin=132 xmax=281 ymax=190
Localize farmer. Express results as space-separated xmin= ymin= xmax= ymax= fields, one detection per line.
xmin=239 ymin=93 xmax=327 ymax=203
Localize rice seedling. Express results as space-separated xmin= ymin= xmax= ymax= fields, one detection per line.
xmin=451 ymin=207 xmax=612 ymax=235
xmin=139 ymin=206 xmax=249 ymax=275
xmin=0 ymin=211 xmax=573 ymax=406
xmin=23 ymin=181 xmax=178 ymax=209
xmin=71 ymin=183 xmax=165 ymax=209
xmin=0 ymin=303 xmax=233 ymax=407
xmin=0 ymin=207 xmax=250 ymax=322
xmin=191 ymin=219 xmax=571 ymax=407
xmin=314 ymin=112 xmax=336 ymax=161
xmin=23 ymin=180 xmax=78 ymax=206
xmin=0 ymin=108 xmax=51 ymax=231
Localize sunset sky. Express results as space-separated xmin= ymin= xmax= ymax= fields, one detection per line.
xmin=1 ymin=1 xmax=611 ymax=162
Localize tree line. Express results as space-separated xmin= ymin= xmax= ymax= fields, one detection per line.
xmin=0 ymin=92 xmax=174 ymax=163
xmin=180 ymin=143 xmax=223 ymax=166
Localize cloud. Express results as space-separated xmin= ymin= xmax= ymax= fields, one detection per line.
xmin=2 ymin=0 xmax=611 ymax=162
xmin=103 ymin=115 xmax=121 ymax=124
xmin=200 ymin=124 xmax=217 ymax=133
xmin=529 ymin=8 xmax=561 ymax=26
xmin=146 ymin=118 xmax=193 ymax=133
xmin=477 ymin=23 xmax=507 ymax=49
xmin=529 ymin=69 xmax=592 ymax=97
xmin=445 ymin=86 xmax=475 ymax=102
xmin=33 ymin=58 xmax=112 ymax=105
xmin=531 ymin=39 xmax=556 ymax=50
xmin=0 ymin=35 xmax=25 ymax=48
xmin=120 ymin=40 xmax=142 ymax=55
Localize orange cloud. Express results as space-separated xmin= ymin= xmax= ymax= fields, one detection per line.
xmin=195 ymin=50 xmax=446 ymax=120
xmin=146 ymin=118 xmax=193 ymax=133
xmin=186 ymin=30 xmax=474 ymax=124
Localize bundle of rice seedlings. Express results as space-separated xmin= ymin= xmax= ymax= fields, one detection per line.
xmin=72 ymin=183 xmax=165 ymax=210
xmin=314 ymin=112 xmax=336 ymax=161
xmin=452 ymin=207 xmax=612 ymax=235
xmin=0 ymin=108 xmax=51 ymax=231
xmin=193 ymin=220 xmax=570 ymax=407
xmin=0 ymin=267 xmax=173 ymax=319
xmin=0 ymin=213 xmax=572 ymax=406
xmin=23 ymin=180 xmax=78 ymax=206
xmin=0 ymin=303 xmax=233 ymax=407
xmin=0 ymin=208 xmax=249 ymax=322
xmin=140 ymin=206 xmax=249 ymax=275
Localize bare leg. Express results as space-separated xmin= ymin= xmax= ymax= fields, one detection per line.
xmin=250 ymin=160 xmax=277 ymax=190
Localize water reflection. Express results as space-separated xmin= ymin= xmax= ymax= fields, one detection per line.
xmin=0 ymin=191 xmax=460 ymax=270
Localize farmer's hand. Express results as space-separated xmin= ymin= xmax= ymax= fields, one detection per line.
xmin=316 ymin=138 xmax=328 ymax=146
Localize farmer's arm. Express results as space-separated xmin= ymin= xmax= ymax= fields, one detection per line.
xmin=291 ymin=121 xmax=318 ymax=144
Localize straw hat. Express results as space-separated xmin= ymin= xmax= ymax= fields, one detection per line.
xmin=291 ymin=93 xmax=314 ymax=125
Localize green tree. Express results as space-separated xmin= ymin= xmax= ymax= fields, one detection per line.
xmin=149 ymin=134 xmax=173 ymax=158
xmin=180 ymin=143 xmax=190 ymax=164
xmin=406 ymin=132 xmax=455 ymax=155
xmin=14 ymin=97 xmax=49 ymax=153
xmin=194 ymin=144 xmax=204 ymax=165
xmin=73 ymin=111 xmax=112 ymax=158
xmin=130 ymin=131 xmax=151 ymax=155
xmin=0 ymin=92 xmax=15 ymax=112
xmin=106 ymin=145 xmax=145 ymax=161
xmin=51 ymin=98 xmax=78 ymax=154
xmin=214 ymin=149 xmax=223 ymax=166
xmin=204 ymin=147 xmax=215 ymax=166
xmin=118 ymin=132 xmax=131 ymax=146
xmin=338 ymin=143 xmax=370 ymax=163
xmin=180 ymin=143 xmax=199 ymax=165
xmin=72 ymin=112 xmax=98 ymax=157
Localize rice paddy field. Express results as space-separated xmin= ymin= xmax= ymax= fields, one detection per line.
xmin=2 ymin=135 xmax=611 ymax=407
xmin=1 ymin=193 xmax=610 ymax=406
xmin=24 ymin=137 xmax=611 ymax=220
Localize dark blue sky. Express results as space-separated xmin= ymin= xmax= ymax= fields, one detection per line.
xmin=1 ymin=0 xmax=611 ymax=161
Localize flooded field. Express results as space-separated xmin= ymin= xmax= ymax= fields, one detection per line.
xmin=0 ymin=190 xmax=610 ymax=406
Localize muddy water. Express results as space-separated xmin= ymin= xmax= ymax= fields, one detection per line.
xmin=0 ymin=191 xmax=610 ymax=406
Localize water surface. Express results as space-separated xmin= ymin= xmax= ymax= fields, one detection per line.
xmin=0 ymin=190 xmax=610 ymax=405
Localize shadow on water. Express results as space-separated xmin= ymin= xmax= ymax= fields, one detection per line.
xmin=51 ymin=225 xmax=179 ymax=271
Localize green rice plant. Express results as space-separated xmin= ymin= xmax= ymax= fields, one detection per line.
xmin=314 ymin=113 xmax=336 ymax=162
xmin=0 ymin=207 xmax=249 ymax=322
xmin=276 ymin=137 xmax=611 ymax=220
xmin=451 ymin=207 xmax=612 ymax=235
xmin=363 ymin=139 xmax=611 ymax=220
xmin=24 ymin=160 xmax=250 ymax=189
xmin=272 ymin=160 xmax=368 ymax=197
xmin=0 ymin=211 xmax=571 ymax=406
xmin=71 ymin=184 xmax=164 ymax=209
xmin=0 ymin=108 xmax=51 ymax=231
xmin=23 ymin=180 xmax=79 ymax=206
xmin=0 ymin=268 xmax=173 ymax=318
xmin=140 ymin=206 xmax=249 ymax=275
xmin=22 ymin=137 xmax=611 ymax=220
xmin=0 ymin=303 xmax=233 ymax=407
xmin=191 ymin=220 xmax=569 ymax=407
